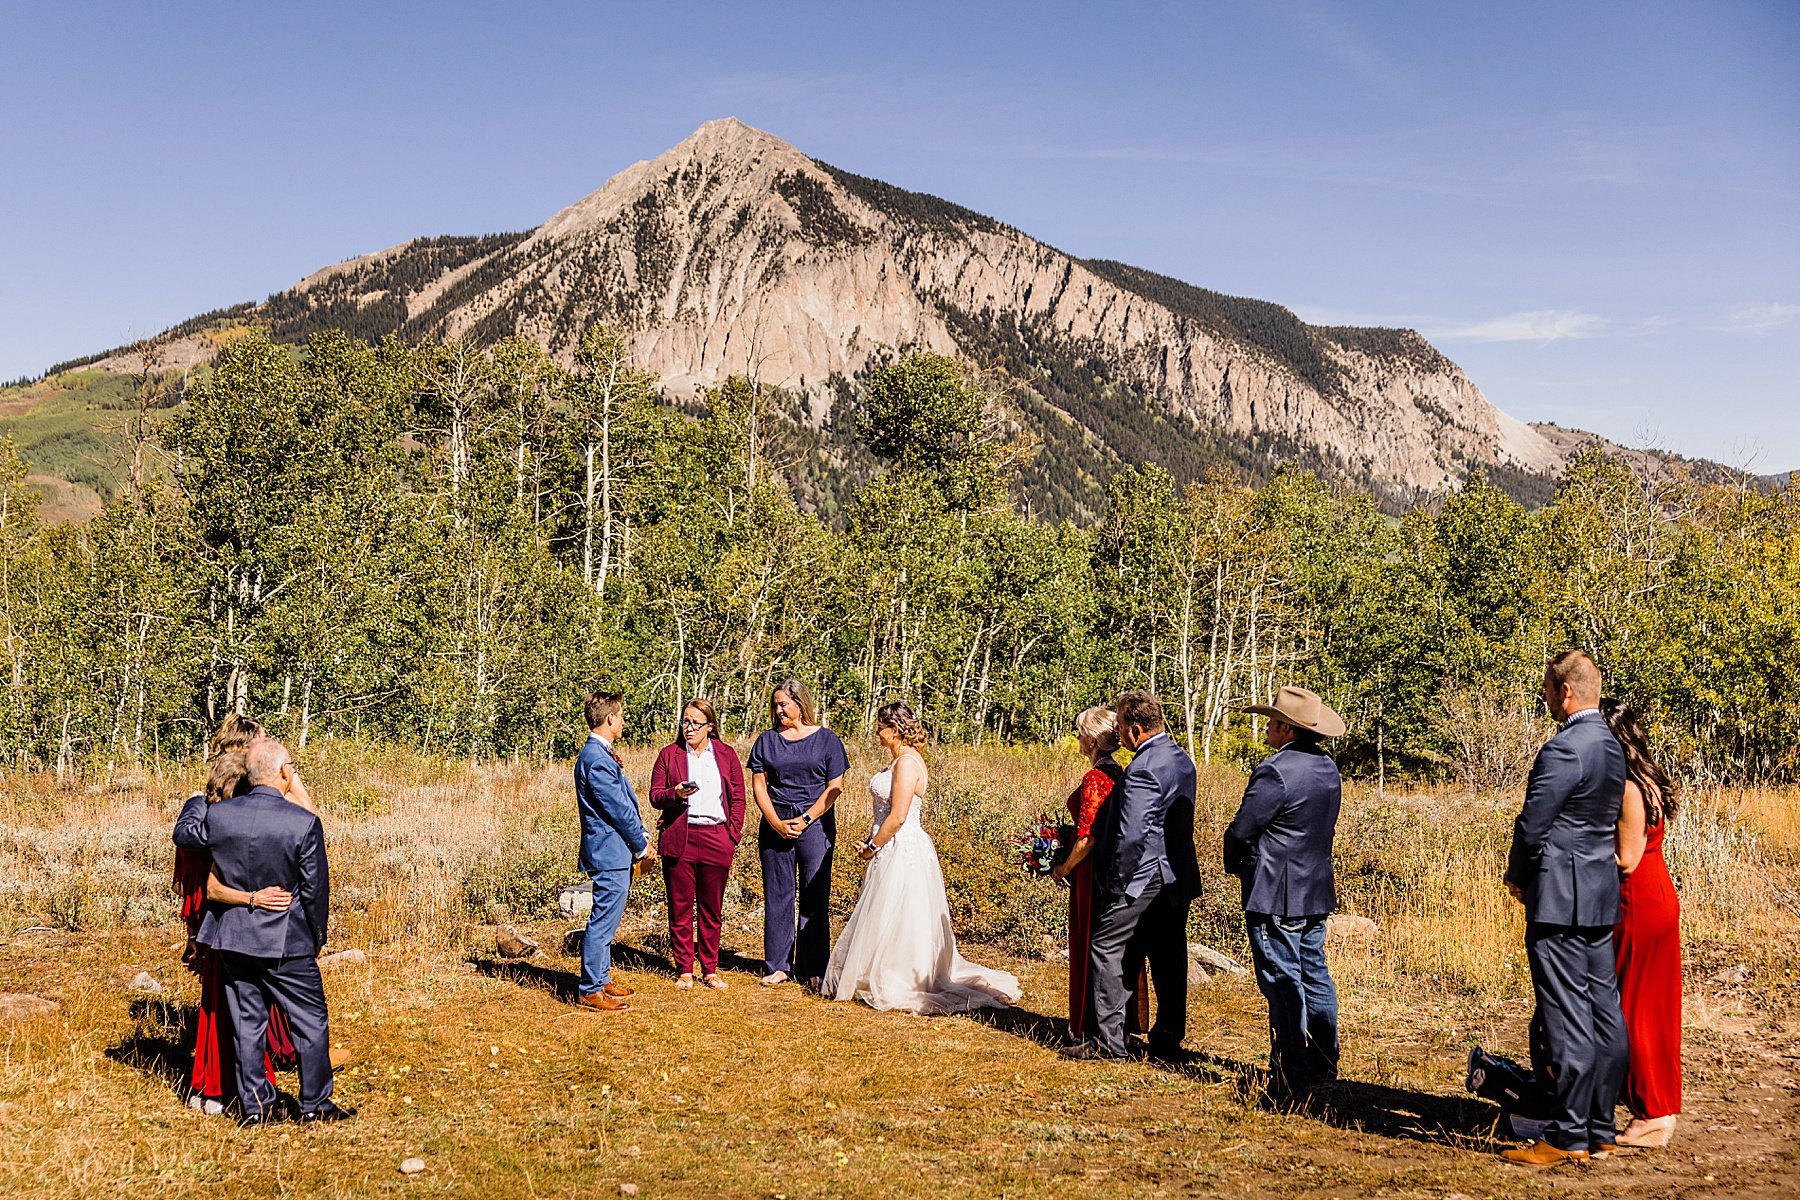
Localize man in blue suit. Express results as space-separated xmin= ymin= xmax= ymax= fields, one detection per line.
xmin=1500 ymin=650 xmax=1629 ymax=1166
xmin=576 ymin=692 xmax=651 ymax=1012
xmin=1226 ymin=685 xmax=1346 ymax=1103
xmin=173 ymin=738 xmax=351 ymax=1125
xmin=1064 ymin=690 xmax=1200 ymax=1061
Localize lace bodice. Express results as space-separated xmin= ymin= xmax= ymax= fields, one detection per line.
xmin=868 ymin=754 xmax=928 ymax=829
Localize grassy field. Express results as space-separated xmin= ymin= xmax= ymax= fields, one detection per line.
xmin=2 ymin=744 xmax=1797 ymax=1198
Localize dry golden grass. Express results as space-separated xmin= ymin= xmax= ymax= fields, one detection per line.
xmin=2 ymin=744 xmax=1798 ymax=1198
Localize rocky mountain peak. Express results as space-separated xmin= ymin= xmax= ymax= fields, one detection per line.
xmin=83 ymin=119 xmax=1577 ymax=517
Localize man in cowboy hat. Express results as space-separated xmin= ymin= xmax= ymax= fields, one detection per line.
xmin=1225 ymin=685 xmax=1346 ymax=1103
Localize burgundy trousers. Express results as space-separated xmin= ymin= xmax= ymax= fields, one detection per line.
xmin=664 ymin=824 xmax=734 ymax=976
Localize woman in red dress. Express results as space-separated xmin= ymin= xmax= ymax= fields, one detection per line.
xmin=171 ymin=716 xmax=308 ymax=1113
xmin=1051 ymin=706 xmax=1148 ymax=1043
xmin=1602 ymin=698 xmax=1682 ymax=1148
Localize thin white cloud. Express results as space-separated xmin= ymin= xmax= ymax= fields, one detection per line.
xmin=1713 ymin=304 xmax=1800 ymax=333
xmin=1426 ymin=310 xmax=1605 ymax=343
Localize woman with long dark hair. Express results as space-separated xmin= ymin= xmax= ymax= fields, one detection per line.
xmin=1600 ymin=697 xmax=1682 ymax=1148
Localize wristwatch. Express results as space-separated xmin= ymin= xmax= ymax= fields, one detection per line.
xmin=800 ymin=812 xmax=814 ymax=827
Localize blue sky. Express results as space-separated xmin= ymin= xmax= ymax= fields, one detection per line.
xmin=2 ymin=1 xmax=1795 ymax=466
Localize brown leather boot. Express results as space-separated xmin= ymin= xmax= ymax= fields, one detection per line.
xmin=1500 ymin=1140 xmax=1590 ymax=1167
xmin=576 ymin=990 xmax=630 ymax=1012
xmin=602 ymin=981 xmax=635 ymax=998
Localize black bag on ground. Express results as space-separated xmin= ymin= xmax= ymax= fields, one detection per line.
xmin=1464 ymin=1046 xmax=1554 ymax=1119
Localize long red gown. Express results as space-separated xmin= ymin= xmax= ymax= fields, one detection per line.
xmin=174 ymin=845 xmax=296 ymax=1100
xmin=1615 ymin=820 xmax=1682 ymax=1119
xmin=1065 ymin=762 xmax=1149 ymax=1041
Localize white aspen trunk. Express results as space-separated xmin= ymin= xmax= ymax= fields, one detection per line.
xmin=582 ymin=443 xmax=597 ymax=590
xmin=597 ymin=355 xmax=619 ymax=594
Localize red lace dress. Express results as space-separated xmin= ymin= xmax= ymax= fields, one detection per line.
xmin=174 ymin=826 xmax=295 ymax=1102
xmin=1615 ymin=819 xmax=1682 ymax=1119
xmin=1065 ymin=761 xmax=1148 ymax=1040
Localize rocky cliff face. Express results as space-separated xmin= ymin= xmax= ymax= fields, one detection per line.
xmin=108 ymin=118 xmax=1567 ymax=517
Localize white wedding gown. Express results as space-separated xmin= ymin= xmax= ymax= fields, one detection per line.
xmin=822 ymin=756 xmax=1020 ymax=1014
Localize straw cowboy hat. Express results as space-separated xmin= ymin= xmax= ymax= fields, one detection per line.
xmin=1242 ymin=686 xmax=1346 ymax=737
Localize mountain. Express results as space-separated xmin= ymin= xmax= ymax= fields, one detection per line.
xmin=47 ymin=118 xmax=1580 ymax=518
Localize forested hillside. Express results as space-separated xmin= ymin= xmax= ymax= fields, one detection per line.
xmin=2 ymin=328 xmax=1794 ymax=783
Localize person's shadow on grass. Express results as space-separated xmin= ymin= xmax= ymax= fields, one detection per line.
xmin=1152 ymin=1050 xmax=1499 ymax=1148
xmin=105 ymin=997 xmax=196 ymax=1094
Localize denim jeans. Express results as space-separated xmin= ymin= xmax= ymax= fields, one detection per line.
xmin=1246 ymin=912 xmax=1339 ymax=1095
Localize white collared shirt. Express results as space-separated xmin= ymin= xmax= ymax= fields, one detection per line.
xmin=684 ymin=741 xmax=726 ymax=823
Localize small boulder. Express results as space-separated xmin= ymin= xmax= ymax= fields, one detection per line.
xmin=1710 ymin=963 xmax=1750 ymax=985
xmin=320 ymin=948 xmax=367 ymax=969
xmin=128 ymin=971 xmax=164 ymax=995
xmin=559 ymin=881 xmax=594 ymax=920
xmin=1187 ymin=942 xmax=1248 ymax=977
xmin=619 ymin=1184 xmax=639 ymax=1197
xmin=0 ymin=994 xmax=59 ymax=1022
xmin=1326 ymin=914 xmax=1379 ymax=944
xmin=399 ymin=1157 xmax=426 ymax=1175
xmin=495 ymin=925 xmax=539 ymax=959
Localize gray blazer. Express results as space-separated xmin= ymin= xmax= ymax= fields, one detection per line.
xmin=1504 ymin=712 xmax=1626 ymax=928
xmin=1097 ymin=732 xmax=1197 ymax=900
xmin=174 ymin=784 xmax=330 ymax=957
xmin=1223 ymin=744 xmax=1341 ymax=917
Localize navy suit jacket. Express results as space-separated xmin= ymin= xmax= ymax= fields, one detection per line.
xmin=173 ymin=785 xmax=329 ymax=958
xmin=577 ymin=735 xmax=648 ymax=873
xmin=1504 ymin=711 xmax=1626 ymax=927
xmin=1223 ymin=744 xmax=1341 ymax=917
xmin=1098 ymin=732 xmax=1200 ymax=902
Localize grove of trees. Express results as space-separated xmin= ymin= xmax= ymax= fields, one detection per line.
xmin=2 ymin=327 xmax=1795 ymax=784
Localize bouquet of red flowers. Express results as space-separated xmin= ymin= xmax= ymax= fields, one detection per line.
xmin=1013 ymin=816 xmax=1074 ymax=876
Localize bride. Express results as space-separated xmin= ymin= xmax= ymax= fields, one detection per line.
xmin=822 ymin=702 xmax=1020 ymax=1014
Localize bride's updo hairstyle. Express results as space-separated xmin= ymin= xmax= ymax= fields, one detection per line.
xmin=876 ymin=702 xmax=930 ymax=749
xmin=1074 ymin=705 xmax=1120 ymax=756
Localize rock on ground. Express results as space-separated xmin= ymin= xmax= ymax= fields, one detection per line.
xmin=495 ymin=925 xmax=539 ymax=958
xmin=128 ymin=971 xmax=163 ymax=994
xmin=399 ymin=1157 xmax=426 ymax=1175
xmin=319 ymin=948 xmax=367 ymax=969
xmin=1188 ymin=942 xmax=1249 ymax=978
xmin=0 ymin=993 xmax=60 ymax=1021
xmin=1326 ymin=914 xmax=1379 ymax=943
xmin=559 ymin=882 xmax=594 ymax=920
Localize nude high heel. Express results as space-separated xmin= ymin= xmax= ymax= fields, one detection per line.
xmin=1616 ymin=1115 xmax=1676 ymax=1147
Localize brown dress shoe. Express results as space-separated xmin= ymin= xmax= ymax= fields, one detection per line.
xmin=576 ymin=991 xmax=630 ymax=1012
xmin=1500 ymin=1140 xmax=1590 ymax=1167
xmin=602 ymin=981 xmax=635 ymax=998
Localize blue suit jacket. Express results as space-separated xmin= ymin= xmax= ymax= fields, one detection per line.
xmin=1223 ymin=744 xmax=1341 ymax=917
xmin=1504 ymin=712 xmax=1626 ymax=927
xmin=1097 ymin=732 xmax=1200 ymax=901
xmin=577 ymin=735 xmax=648 ymax=873
xmin=173 ymin=785 xmax=329 ymax=958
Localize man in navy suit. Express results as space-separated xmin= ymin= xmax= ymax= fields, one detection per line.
xmin=173 ymin=738 xmax=350 ymax=1124
xmin=1226 ymin=685 xmax=1346 ymax=1102
xmin=575 ymin=692 xmax=651 ymax=1012
xmin=1064 ymin=690 xmax=1200 ymax=1061
xmin=1500 ymin=650 xmax=1629 ymax=1166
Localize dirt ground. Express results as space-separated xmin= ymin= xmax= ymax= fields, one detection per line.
xmin=2 ymin=905 xmax=1795 ymax=1200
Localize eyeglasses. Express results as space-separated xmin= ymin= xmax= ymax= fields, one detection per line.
xmin=679 ymin=718 xmax=711 ymax=730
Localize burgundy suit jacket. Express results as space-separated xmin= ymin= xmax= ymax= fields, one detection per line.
xmin=649 ymin=738 xmax=747 ymax=860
